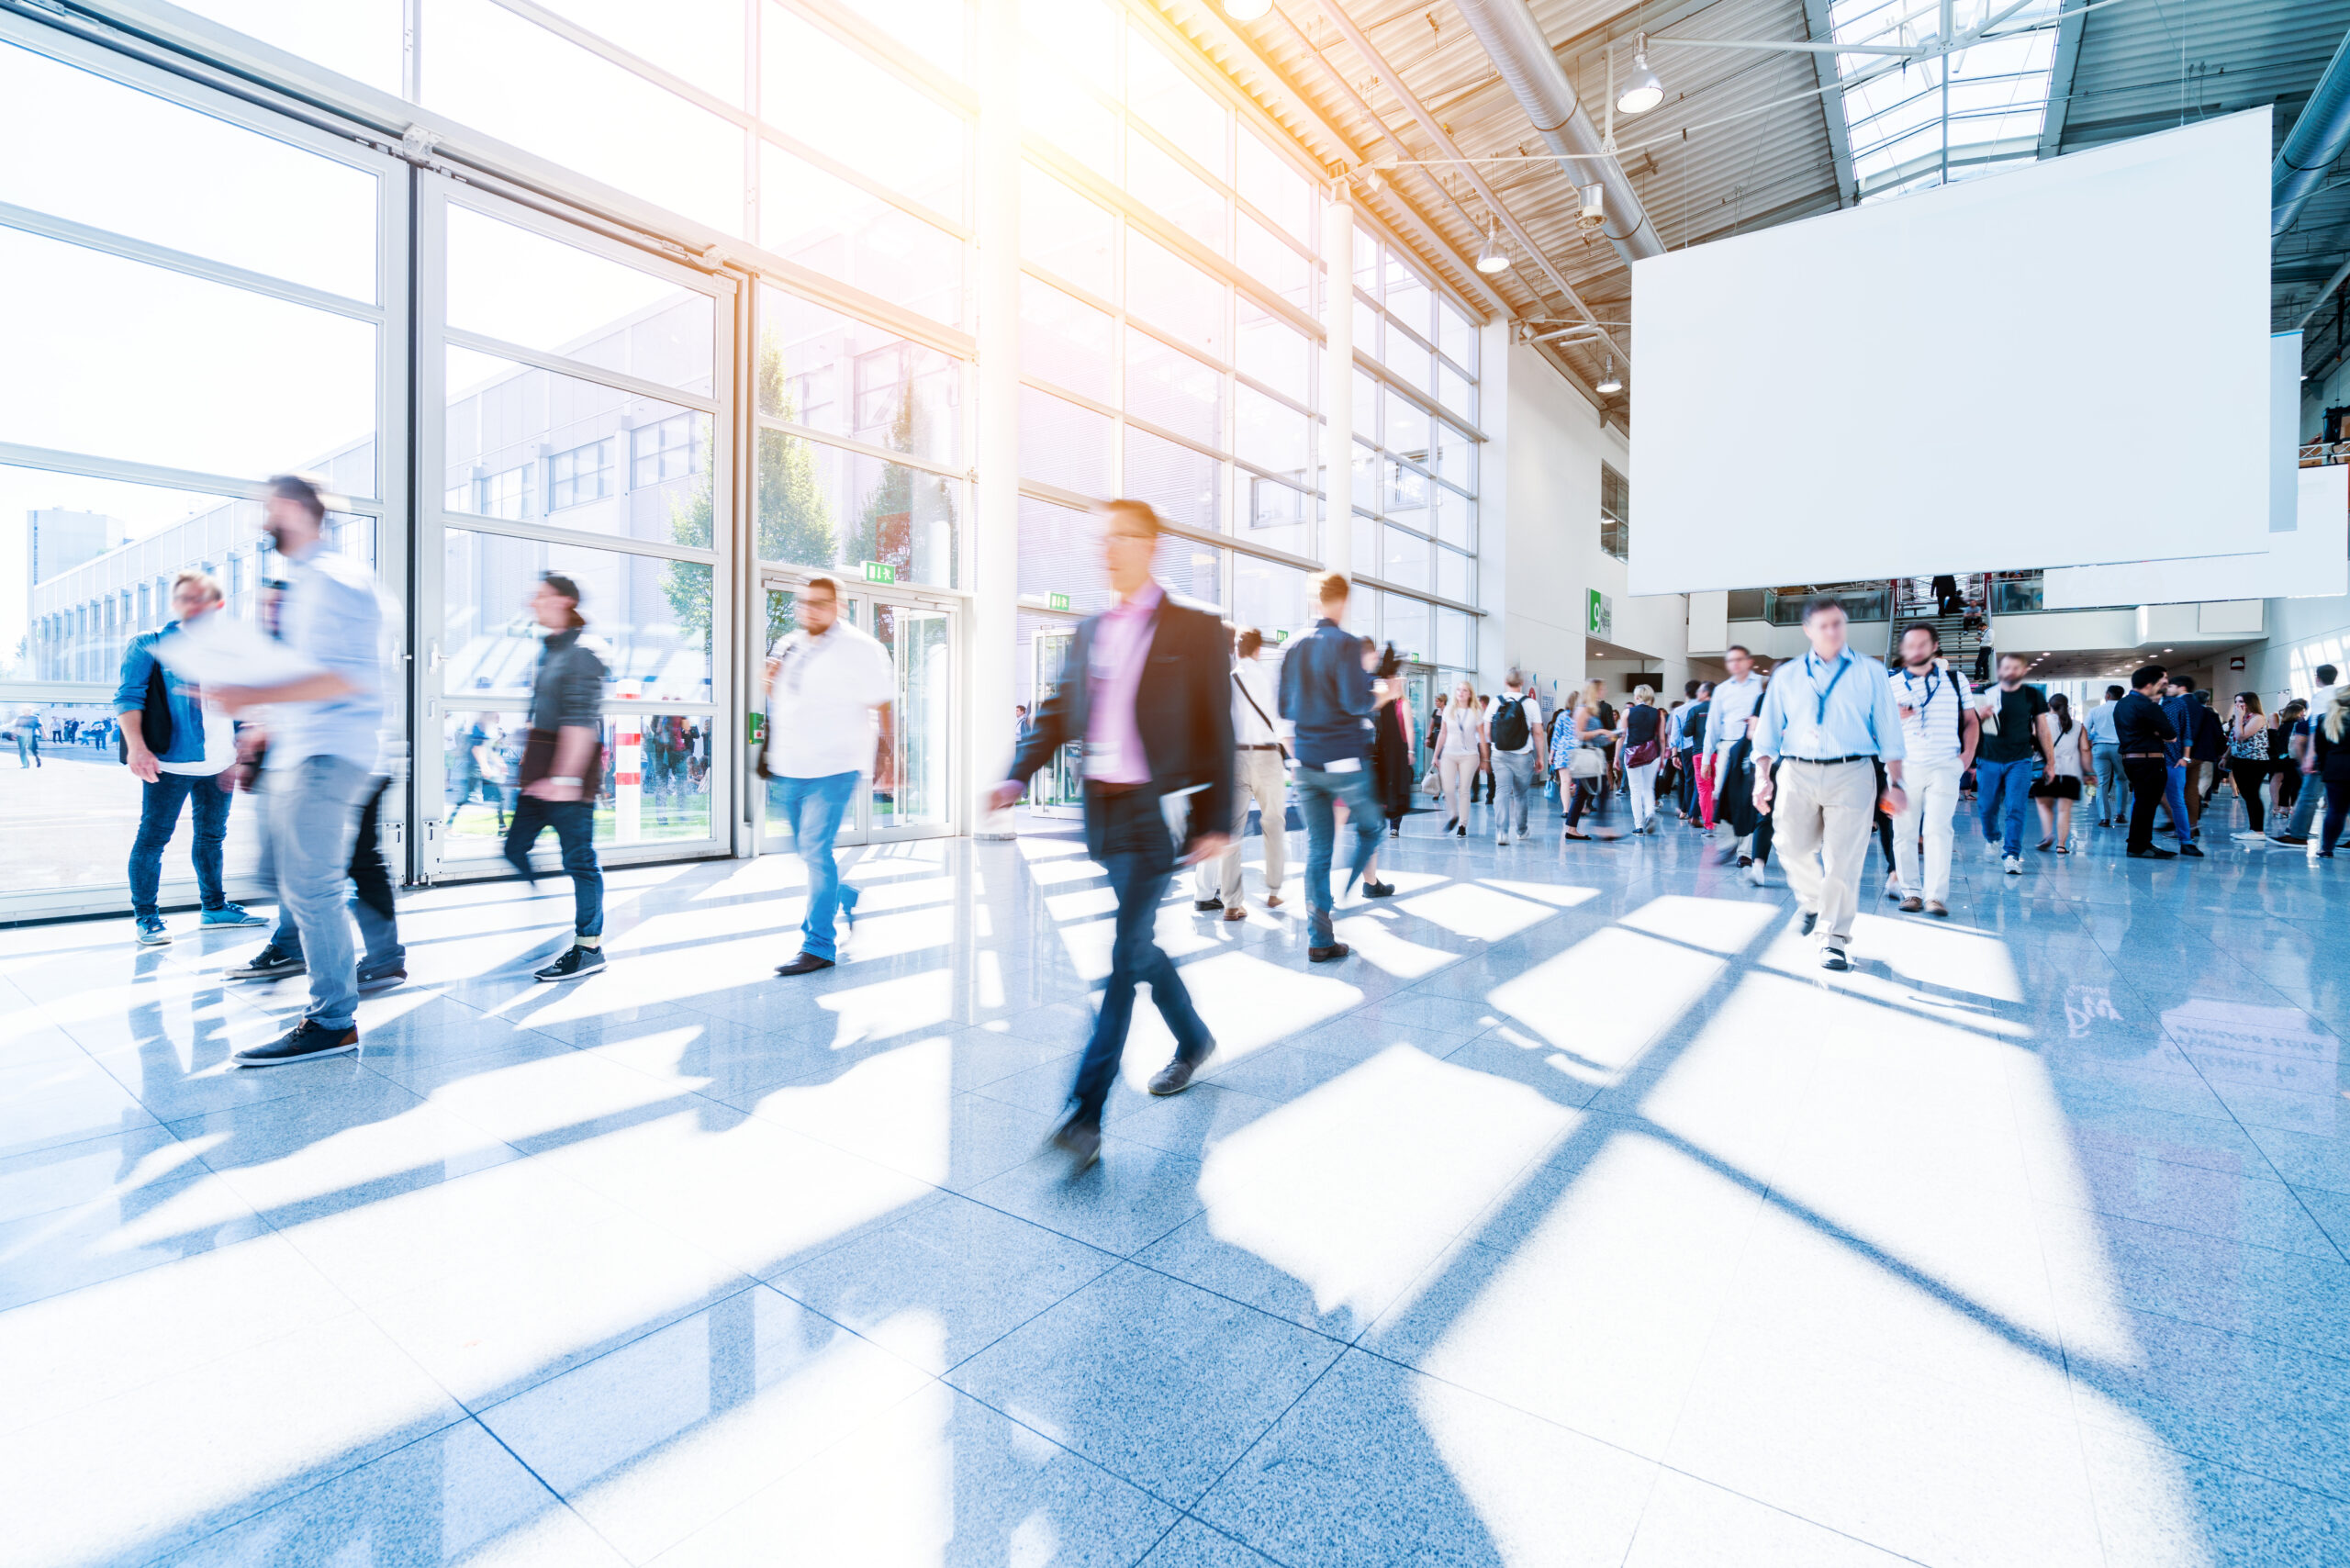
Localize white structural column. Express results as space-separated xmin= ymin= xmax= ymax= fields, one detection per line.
xmin=1321 ymin=184 xmax=1354 ymax=582
xmin=972 ymin=0 xmax=1021 ymax=838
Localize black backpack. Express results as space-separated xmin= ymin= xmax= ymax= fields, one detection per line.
xmin=117 ymin=654 xmax=173 ymax=766
xmin=1491 ymin=694 xmax=1530 ymax=751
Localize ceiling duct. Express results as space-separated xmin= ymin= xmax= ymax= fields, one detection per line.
xmin=2275 ymin=26 xmax=2350 ymax=237
xmin=1449 ymin=0 xmax=1663 ymax=265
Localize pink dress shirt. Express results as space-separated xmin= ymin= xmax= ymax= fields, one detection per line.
xmin=1084 ymin=580 xmax=1161 ymax=784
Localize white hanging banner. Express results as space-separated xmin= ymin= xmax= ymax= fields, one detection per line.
xmin=2042 ymin=465 xmax=2348 ymax=607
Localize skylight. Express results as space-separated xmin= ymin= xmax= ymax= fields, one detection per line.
xmin=1829 ymin=0 xmax=2064 ymax=201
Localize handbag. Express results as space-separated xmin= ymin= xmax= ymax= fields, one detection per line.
xmin=1567 ymin=746 xmax=1606 ymax=780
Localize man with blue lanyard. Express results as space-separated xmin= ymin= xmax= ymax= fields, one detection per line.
xmin=1886 ymin=623 xmax=1977 ymax=917
xmin=1751 ymin=595 xmax=1908 ymax=970
xmin=2156 ymin=675 xmax=2206 ymax=857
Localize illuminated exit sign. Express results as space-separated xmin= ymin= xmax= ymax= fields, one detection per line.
xmin=861 ymin=560 xmax=896 ymax=584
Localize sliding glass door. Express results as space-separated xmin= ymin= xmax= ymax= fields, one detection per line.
xmin=414 ymin=178 xmax=736 ymax=882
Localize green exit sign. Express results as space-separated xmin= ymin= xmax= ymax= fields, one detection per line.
xmin=861 ymin=560 xmax=896 ymax=584
xmin=1047 ymin=592 xmax=1070 ymax=611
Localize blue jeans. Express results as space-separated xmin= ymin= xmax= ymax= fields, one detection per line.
xmin=504 ymin=796 xmax=604 ymax=940
xmin=257 ymin=755 xmax=372 ymax=1030
xmin=1294 ymin=763 xmax=1383 ymax=948
xmin=2164 ymin=761 xmax=2197 ymax=846
xmin=777 ymin=770 xmax=860 ymax=961
xmin=1975 ymin=756 xmax=2038 ymax=857
xmin=1068 ymin=784 xmax=1212 ymax=1126
xmin=271 ymin=776 xmax=403 ymax=971
xmin=129 ymin=771 xmax=233 ymax=919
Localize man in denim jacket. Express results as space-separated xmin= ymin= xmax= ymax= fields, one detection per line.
xmin=116 ymin=569 xmax=266 ymax=945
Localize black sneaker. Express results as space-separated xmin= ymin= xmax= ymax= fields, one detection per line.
xmin=232 ymin=1019 xmax=359 ymax=1070
xmin=534 ymin=946 xmax=606 ymax=982
xmin=1364 ymin=880 xmax=1396 ymax=898
xmin=2272 ymin=834 xmax=2310 ymax=846
xmin=1820 ymin=945 xmax=1850 ymax=971
xmin=2176 ymin=843 xmax=2206 ymax=858
xmin=2127 ymin=846 xmax=2177 ymax=859
xmin=774 ymin=951 xmax=834 ymax=976
xmin=226 ymin=944 xmax=305 ymax=980
xmin=1800 ymin=912 xmax=1818 ymax=936
xmin=356 ymin=963 xmax=406 ymax=994
xmin=1194 ymin=897 xmax=1225 ymax=912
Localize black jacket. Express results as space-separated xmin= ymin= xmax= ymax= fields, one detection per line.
xmin=2112 ymin=690 xmax=2177 ymax=754
xmin=1007 ymin=589 xmax=1235 ymax=852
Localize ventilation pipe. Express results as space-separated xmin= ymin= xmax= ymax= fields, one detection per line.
xmin=1449 ymin=0 xmax=1663 ymax=264
xmin=2276 ymin=27 xmax=2350 ymax=237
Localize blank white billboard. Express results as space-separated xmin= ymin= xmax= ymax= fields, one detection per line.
xmin=2043 ymin=465 xmax=2348 ymax=607
xmin=1628 ymin=111 xmax=2272 ymax=595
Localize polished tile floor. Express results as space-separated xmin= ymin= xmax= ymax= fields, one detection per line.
xmin=5 ymin=789 xmax=2348 ymax=1565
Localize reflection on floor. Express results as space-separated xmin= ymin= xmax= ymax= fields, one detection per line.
xmin=5 ymin=795 xmax=2348 ymax=1565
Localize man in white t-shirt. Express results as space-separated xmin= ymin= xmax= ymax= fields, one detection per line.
xmin=765 ymin=573 xmax=895 ymax=975
xmin=1886 ymin=623 xmax=1978 ymax=915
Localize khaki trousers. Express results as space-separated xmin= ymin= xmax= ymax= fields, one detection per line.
xmin=1197 ymin=746 xmax=1288 ymax=904
xmin=1773 ymin=758 xmax=1879 ymax=946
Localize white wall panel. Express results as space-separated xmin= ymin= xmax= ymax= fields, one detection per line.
xmin=2043 ymin=465 xmax=2348 ymax=607
xmin=1629 ymin=111 xmax=2271 ymax=594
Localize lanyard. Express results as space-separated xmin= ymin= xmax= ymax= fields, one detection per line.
xmin=1900 ymin=667 xmax=1940 ymax=714
xmin=1805 ymin=652 xmax=1852 ymax=727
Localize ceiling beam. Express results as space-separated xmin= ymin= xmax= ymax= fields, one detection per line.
xmin=2036 ymin=0 xmax=2091 ymax=158
xmin=1799 ymin=0 xmax=1858 ymax=207
xmin=1308 ymin=0 xmax=1630 ymax=371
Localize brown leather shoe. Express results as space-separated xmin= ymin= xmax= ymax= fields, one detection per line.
xmin=1263 ymin=892 xmax=1283 ymax=908
xmin=1899 ymin=896 xmax=1924 ymax=913
xmin=1223 ymin=905 xmax=1248 ymax=922
xmin=1925 ymin=900 xmax=1950 ymax=917
xmin=1148 ymin=1054 xmax=1207 ymax=1095
xmin=1049 ymin=1117 xmax=1102 ymax=1172
xmin=1308 ymin=943 xmax=1349 ymax=962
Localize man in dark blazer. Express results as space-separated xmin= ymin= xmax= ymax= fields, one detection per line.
xmin=989 ymin=500 xmax=1234 ymax=1171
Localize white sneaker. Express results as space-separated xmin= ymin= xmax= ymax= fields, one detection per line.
xmin=1745 ymin=859 xmax=1765 ymax=887
xmin=2003 ymin=855 xmax=2022 ymax=875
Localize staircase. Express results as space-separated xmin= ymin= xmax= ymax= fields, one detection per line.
xmin=1888 ymin=575 xmax=1989 ymax=676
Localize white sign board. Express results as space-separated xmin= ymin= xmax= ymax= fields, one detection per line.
xmin=2042 ymin=465 xmax=2349 ymax=607
xmin=1629 ymin=111 xmax=2272 ymax=594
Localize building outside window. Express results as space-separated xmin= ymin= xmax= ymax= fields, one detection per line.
xmin=630 ymin=413 xmax=700 ymax=489
xmin=546 ymin=439 xmax=612 ymax=510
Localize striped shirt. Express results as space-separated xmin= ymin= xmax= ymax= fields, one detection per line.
xmin=1887 ymin=663 xmax=1970 ymax=761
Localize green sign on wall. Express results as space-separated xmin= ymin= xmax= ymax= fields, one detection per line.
xmin=1587 ymin=588 xmax=1613 ymax=638
xmin=862 ymin=560 xmax=896 ymax=584
xmin=1047 ymin=592 xmax=1071 ymax=611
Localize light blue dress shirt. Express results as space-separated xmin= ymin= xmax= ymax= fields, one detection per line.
xmin=1752 ymin=649 xmax=1907 ymax=763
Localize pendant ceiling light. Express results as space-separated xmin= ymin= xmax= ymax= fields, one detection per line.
xmin=1474 ymin=218 xmax=1509 ymax=274
xmin=1596 ymin=357 xmax=1623 ymax=395
xmin=1617 ymin=33 xmax=1664 ymax=116
xmin=1223 ymin=0 xmax=1273 ymax=20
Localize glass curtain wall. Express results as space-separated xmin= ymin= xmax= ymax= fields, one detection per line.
xmin=420 ymin=186 xmax=733 ymax=873
xmin=0 ymin=21 xmax=407 ymax=918
xmin=1013 ymin=0 xmax=1328 ymax=713
xmin=1349 ymin=227 xmax=1481 ymax=689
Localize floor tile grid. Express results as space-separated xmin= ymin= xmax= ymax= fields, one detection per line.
xmin=14 ymin=803 xmax=2350 ymax=1561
